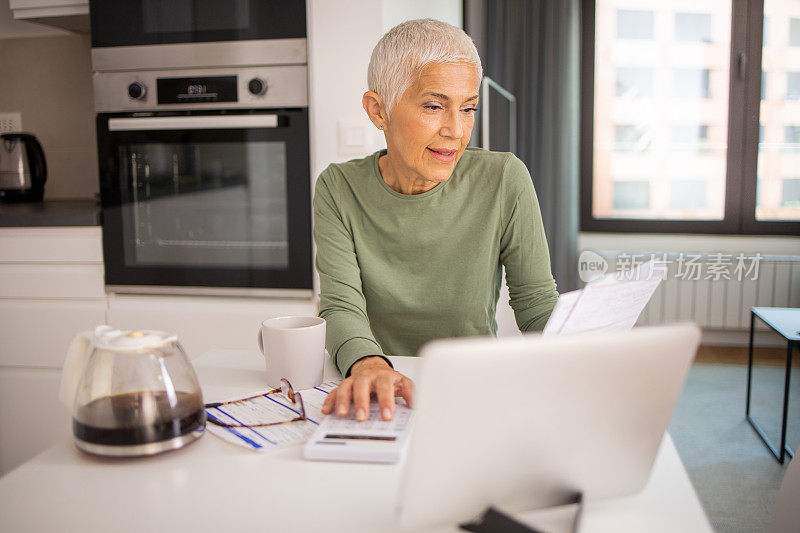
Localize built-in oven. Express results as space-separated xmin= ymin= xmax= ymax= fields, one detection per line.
xmin=94 ymin=60 xmax=312 ymax=296
xmin=90 ymin=0 xmax=306 ymax=47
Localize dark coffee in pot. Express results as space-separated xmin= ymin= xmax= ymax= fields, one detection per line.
xmin=73 ymin=390 xmax=205 ymax=447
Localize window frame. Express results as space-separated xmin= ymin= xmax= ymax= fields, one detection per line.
xmin=580 ymin=0 xmax=800 ymax=236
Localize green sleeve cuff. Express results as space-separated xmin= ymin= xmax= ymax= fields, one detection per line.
xmin=334 ymin=337 xmax=386 ymax=376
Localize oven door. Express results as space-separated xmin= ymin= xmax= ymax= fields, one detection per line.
xmin=90 ymin=0 xmax=306 ymax=48
xmin=97 ymin=109 xmax=311 ymax=295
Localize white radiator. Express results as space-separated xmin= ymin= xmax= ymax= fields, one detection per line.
xmin=592 ymin=252 xmax=800 ymax=331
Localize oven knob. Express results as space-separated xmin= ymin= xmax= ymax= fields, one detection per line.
xmin=127 ymin=82 xmax=147 ymax=100
xmin=248 ymin=78 xmax=267 ymax=96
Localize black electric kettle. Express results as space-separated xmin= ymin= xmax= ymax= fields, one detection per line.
xmin=0 ymin=132 xmax=47 ymax=203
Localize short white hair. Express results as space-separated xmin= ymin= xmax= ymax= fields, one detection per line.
xmin=367 ymin=18 xmax=483 ymax=117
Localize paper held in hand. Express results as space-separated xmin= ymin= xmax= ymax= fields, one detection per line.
xmin=544 ymin=260 xmax=666 ymax=336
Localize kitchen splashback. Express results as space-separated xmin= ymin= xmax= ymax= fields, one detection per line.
xmin=0 ymin=34 xmax=98 ymax=199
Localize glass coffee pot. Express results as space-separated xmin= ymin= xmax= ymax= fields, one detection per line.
xmin=59 ymin=326 xmax=206 ymax=457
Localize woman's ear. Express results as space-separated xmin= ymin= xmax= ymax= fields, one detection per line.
xmin=362 ymin=91 xmax=388 ymax=130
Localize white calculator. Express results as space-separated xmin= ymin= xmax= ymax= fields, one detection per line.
xmin=303 ymin=402 xmax=414 ymax=463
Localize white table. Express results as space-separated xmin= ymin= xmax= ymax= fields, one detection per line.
xmin=0 ymin=350 xmax=712 ymax=532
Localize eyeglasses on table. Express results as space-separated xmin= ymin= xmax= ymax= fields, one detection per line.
xmin=204 ymin=378 xmax=307 ymax=428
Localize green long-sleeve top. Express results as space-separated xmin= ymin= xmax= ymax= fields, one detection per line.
xmin=314 ymin=147 xmax=558 ymax=376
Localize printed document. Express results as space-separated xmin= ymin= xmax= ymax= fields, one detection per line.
xmin=544 ymin=260 xmax=665 ymax=336
xmin=205 ymin=379 xmax=340 ymax=451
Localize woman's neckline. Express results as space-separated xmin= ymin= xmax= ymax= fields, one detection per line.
xmin=370 ymin=149 xmax=449 ymax=200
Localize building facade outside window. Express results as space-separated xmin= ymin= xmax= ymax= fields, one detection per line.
xmin=584 ymin=0 xmax=800 ymax=233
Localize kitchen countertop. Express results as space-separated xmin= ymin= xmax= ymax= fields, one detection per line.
xmin=0 ymin=199 xmax=101 ymax=227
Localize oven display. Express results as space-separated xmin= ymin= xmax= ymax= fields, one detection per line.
xmin=157 ymin=76 xmax=238 ymax=104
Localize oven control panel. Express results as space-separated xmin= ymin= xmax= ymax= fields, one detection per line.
xmin=93 ymin=66 xmax=307 ymax=112
xmin=157 ymin=76 xmax=239 ymax=104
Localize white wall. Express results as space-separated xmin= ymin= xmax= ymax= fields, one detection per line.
xmin=382 ymin=0 xmax=462 ymax=30
xmin=306 ymin=0 xmax=383 ymax=185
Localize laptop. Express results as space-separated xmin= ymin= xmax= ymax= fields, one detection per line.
xmin=396 ymin=323 xmax=700 ymax=528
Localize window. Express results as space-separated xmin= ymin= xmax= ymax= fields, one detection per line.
xmin=614 ymin=124 xmax=650 ymax=151
xmin=787 ymin=72 xmax=800 ymax=101
xmin=790 ymin=18 xmax=800 ymax=46
xmin=613 ymin=181 xmax=650 ymax=210
xmin=674 ymin=12 xmax=713 ymax=43
xmin=783 ymin=179 xmax=800 ymax=207
xmin=615 ymin=67 xmax=653 ymax=98
xmin=617 ymin=10 xmax=654 ymax=39
xmin=671 ymin=124 xmax=710 ymax=151
xmin=582 ymin=0 xmax=800 ymax=234
xmin=784 ymin=126 xmax=800 ymax=152
xmin=670 ymin=180 xmax=708 ymax=209
xmin=673 ymin=68 xmax=711 ymax=99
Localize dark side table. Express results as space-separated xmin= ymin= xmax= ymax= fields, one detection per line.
xmin=746 ymin=307 xmax=800 ymax=463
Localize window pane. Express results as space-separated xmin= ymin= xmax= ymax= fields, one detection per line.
xmin=593 ymin=0 xmax=730 ymax=220
xmin=788 ymin=72 xmax=800 ymax=100
xmin=617 ymin=10 xmax=654 ymax=39
xmin=614 ymin=124 xmax=652 ymax=151
xmin=782 ymin=178 xmax=800 ymax=207
xmin=613 ymin=181 xmax=650 ymax=210
xmin=784 ymin=125 xmax=800 ymax=152
xmin=615 ymin=67 xmax=654 ymax=97
xmin=791 ymin=18 xmax=800 ymax=46
xmin=119 ymin=141 xmax=289 ymax=268
xmin=670 ymin=180 xmax=707 ymax=209
xmin=671 ymin=124 xmax=710 ymax=152
xmin=673 ymin=68 xmax=711 ymax=98
xmin=757 ymin=1 xmax=800 ymax=221
xmin=674 ymin=12 xmax=713 ymax=42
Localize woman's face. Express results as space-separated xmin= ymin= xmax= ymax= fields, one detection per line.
xmin=383 ymin=62 xmax=480 ymax=186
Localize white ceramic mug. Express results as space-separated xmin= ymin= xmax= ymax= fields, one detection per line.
xmin=257 ymin=316 xmax=326 ymax=391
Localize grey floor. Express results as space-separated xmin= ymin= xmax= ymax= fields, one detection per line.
xmin=668 ymin=361 xmax=799 ymax=532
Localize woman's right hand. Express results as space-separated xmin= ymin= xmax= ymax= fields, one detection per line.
xmin=321 ymin=356 xmax=415 ymax=422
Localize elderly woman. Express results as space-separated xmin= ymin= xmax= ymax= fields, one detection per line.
xmin=317 ymin=19 xmax=558 ymax=422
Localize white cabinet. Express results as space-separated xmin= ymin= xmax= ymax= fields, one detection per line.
xmin=9 ymin=0 xmax=89 ymax=33
xmin=0 ymin=367 xmax=69 ymax=476
xmin=0 ymin=264 xmax=105 ymax=298
xmin=0 ymin=226 xmax=104 ymax=476
xmin=0 ymin=227 xmax=106 ymax=369
xmin=0 ymin=226 xmax=102 ymax=262
xmin=0 ymin=299 xmax=106 ymax=367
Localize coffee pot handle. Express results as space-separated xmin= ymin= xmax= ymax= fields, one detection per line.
xmin=59 ymin=326 xmax=113 ymax=409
